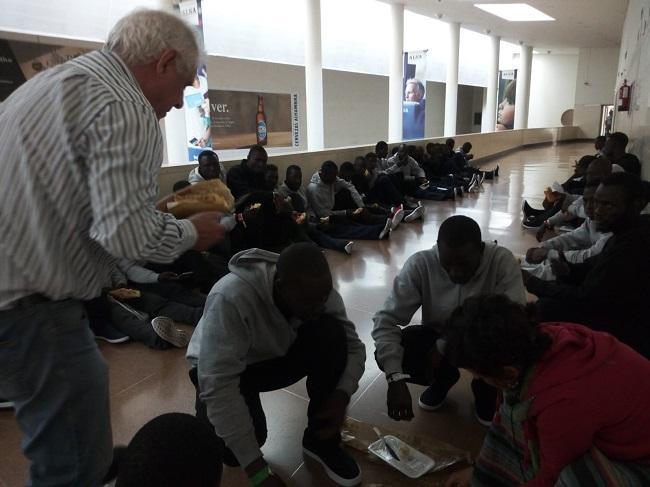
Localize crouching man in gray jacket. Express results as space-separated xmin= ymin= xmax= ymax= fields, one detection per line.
xmin=372 ymin=216 xmax=525 ymax=427
xmin=187 ymin=243 xmax=365 ymax=487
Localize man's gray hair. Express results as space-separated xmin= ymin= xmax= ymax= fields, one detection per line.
xmin=106 ymin=9 xmax=200 ymax=77
xmin=406 ymin=78 xmax=425 ymax=97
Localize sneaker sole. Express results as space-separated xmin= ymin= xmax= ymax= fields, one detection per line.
xmin=404 ymin=207 xmax=424 ymax=223
xmin=95 ymin=335 xmax=130 ymax=344
xmin=303 ymin=447 xmax=362 ymax=486
xmin=390 ymin=208 xmax=405 ymax=230
xmin=151 ymin=317 xmax=190 ymax=348
xmin=417 ymin=397 xmax=445 ymax=411
xmin=378 ymin=219 xmax=391 ymax=240
xmin=474 ymin=408 xmax=493 ymax=427
xmin=0 ymin=401 xmax=14 ymax=409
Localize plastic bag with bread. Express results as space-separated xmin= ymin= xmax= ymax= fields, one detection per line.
xmin=167 ymin=179 xmax=235 ymax=218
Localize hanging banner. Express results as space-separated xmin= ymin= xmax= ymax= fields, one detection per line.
xmin=403 ymin=50 xmax=427 ymax=140
xmin=0 ymin=39 xmax=89 ymax=101
xmin=207 ymin=89 xmax=298 ymax=150
xmin=496 ymin=69 xmax=517 ymax=131
xmin=177 ymin=0 xmax=212 ymax=161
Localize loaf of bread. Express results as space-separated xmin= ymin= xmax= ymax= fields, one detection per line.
xmin=167 ymin=179 xmax=235 ymax=218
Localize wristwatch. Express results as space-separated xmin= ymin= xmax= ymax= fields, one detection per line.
xmin=387 ymin=373 xmax=411 ymax=384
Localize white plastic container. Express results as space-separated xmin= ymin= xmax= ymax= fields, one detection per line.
xmin=368 ymin=435 xmax=435 ymax=479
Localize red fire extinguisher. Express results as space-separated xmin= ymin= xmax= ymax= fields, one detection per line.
xmin=618 ymin=79 xmax=630 ymax=112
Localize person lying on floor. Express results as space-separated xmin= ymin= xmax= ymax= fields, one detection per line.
xmin=522 ymin=172 xmax=650 ymax=359
xmin=442 ymin=294 xmax=650 ymax=487
xmin=372 ymin=215 xmax=525 ymax=427
xmin=521 ymin=181 xmax=612 ymax=280
xmin=278 ymin=165 xmax=354 ymax=254
xmin=306 ymin=160 xmax=393 ymax=241
xmin=187 ymin=243 xmax=365 ymax=486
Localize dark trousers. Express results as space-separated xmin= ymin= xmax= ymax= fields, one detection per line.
xmin=306 ymin=224 xmax=348 ymax=252
xmin=133 ymin=281 xmax=207 ymax=309
xmin=147 ymin=250 xmax=229 ymax=294
xmin=191 ymin=316 xmax=348 ymax=464
xmin=368 ymin=174 xmax=406 ymax=206
xmin=385 ymin=325 xmax=497 ymax=409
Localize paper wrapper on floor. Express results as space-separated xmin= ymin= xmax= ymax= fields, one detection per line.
xmin=167 ymin=179 xmax=235 ymax=218
xmin=341 ymin=417 xmax=472 ymax=486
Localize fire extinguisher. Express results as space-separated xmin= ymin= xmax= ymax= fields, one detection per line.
xmin=618 ymin=79 xmax=630 ymax=112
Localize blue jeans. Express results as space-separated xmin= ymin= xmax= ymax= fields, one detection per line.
xmin=0 ymin=299 xmax=112 ymax=486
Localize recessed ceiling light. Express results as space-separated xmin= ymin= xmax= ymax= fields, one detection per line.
xmin=474 ymin=3 xmax=555 ymax=22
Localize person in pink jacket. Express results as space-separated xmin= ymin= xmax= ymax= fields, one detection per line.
xmin=442 ymin=294 xmax=650 ymax=487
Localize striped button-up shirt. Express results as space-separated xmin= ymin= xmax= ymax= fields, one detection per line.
xmin=0 ymin=49 xmax=197 ymax=310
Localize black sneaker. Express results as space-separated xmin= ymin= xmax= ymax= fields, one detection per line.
xmin=418 ymin=383 xmax=449 ymax=411
xmin=472 ymin=380 xmax=497 ymax=427
xmin=303 ymin=435 xmax=361 ymax=486
xmin=494 ymin=165 xmax=500 ymax=177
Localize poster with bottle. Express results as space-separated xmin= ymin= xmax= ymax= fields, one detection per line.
xmin=402 ymin=50 xmax=427 ymax=140
xmin=207 ymin=90 xmax=299 ymax=150
xmin=496 ymin=69 xmax=517 ymax=131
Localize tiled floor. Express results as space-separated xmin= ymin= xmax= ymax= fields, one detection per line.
xmin=0 ymin=141 xmax=591 ymax=486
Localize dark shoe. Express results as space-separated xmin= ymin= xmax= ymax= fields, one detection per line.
xmin=494 ymin=165 xmax=499 ymax=177
xmin=92 ymin=320 xmax=130 ymax=344
xmin=472 ymin=380 xmax=497 ymax=427
xmin=303 ymin=435 xmax=361 ymax=486
xmin=418 ymin=384 xmax=449 ymax=411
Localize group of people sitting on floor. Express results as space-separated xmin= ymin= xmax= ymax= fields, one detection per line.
xmin=86 ymin=134 xmax=650 ymax=487
xmin=85 ymin=137 xmax=497 ymax=352
xmin=106 ymin=211 xmax=650 ymax=487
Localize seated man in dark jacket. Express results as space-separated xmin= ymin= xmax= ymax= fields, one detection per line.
xmin=523 ymin=172 xmax=650 ymax=358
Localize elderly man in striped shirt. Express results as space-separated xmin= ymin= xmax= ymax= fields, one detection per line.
xmin=0 ymin=9 xmax=225 ymax=486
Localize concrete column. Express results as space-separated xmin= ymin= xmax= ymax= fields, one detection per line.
xmin=444 ymin=22 xmax=460 ymax=137
xmin=514 ymin=44 xmax=533 ymax=129
xmin=305 ymin=0 xmax=324 ymax=150
xmin=387 ymin=3 xmax=404 ymax=142
xmin=481 ymin=35 xmax=500 ymax=132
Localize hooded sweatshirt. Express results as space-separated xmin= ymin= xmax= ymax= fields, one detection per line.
xmin=540 ymin=217 xmax=612 ymax=264
xmin=306 ymin=172 xmax=365 ymax=218
xmin=515 ymin=323 xmax=650 ymax=486
xmin=186 ymin=249 xmax=365 ymax=467
xmin=188 ymin=163 xmax=227 ymax=185
xmin=372 ymin=243 xmax=525 ymax=375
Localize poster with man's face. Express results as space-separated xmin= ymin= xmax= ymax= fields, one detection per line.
xmin=403 ymin=50 xmax=427 ymax=140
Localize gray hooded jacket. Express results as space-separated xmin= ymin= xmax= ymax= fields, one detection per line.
xmin=187 ymin=249 xmax=365 ymax=467
xmin=305 ymin=172 xmax=364 ymax=218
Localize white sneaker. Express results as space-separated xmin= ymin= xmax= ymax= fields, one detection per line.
xmin=468 ymin=180 xmax=479 ymax=193
xmin=390 ymin=204 xmax=405 ymax=230
xmin=151 ymin=317 xmax=190 ymax=348
xmin=344 ymin=241 xmax=354 ymax=255
xmin=404 ymin=205 xmax=424 ymax=223
xmin=378 ymin=218 xmax=392 ymax=240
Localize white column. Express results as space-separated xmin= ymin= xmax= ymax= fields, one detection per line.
xmin=481 ymin=35 xmax=500 ymax=133
xmin=388 ymin=3 xmax=404 ymax=143
xmin=514 ymin=44 xmax=533 ymax=129
xmin=305 ymin=0 xmax=324 ymax=150
xmin=444 ymin=22 xmax=460 ymax=137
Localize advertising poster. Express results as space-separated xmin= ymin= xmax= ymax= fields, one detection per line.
xmin=402 ymin=50 xmax=427 ymax=140
xmin=0 ymin=40 xmax=89 ymax=101
xmin=178 ymin=0 xmax=212 ymax=161
xmin=207 ymin=89 xmax=299 ymax=150
xmin=496 ymin=69 xmax=517 ymax=131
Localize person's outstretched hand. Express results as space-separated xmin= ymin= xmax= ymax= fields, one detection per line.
xmin=387 ymin=380 xmax=414 ymax=421
xmin=188 ymin=212 xmax=226 ymax=251
xmin=526 ymin=247 xmax=549 ymax=264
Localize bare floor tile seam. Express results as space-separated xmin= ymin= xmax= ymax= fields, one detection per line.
xmin=112 ymin=373 xmax=156 ymax=398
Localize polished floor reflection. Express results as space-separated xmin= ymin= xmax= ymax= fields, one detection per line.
xmin=0 ymin=141 xmax=590 ymax=487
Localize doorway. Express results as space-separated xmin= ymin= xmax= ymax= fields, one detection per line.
xmin=600 ymin=105 xmax=614 ymax=136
